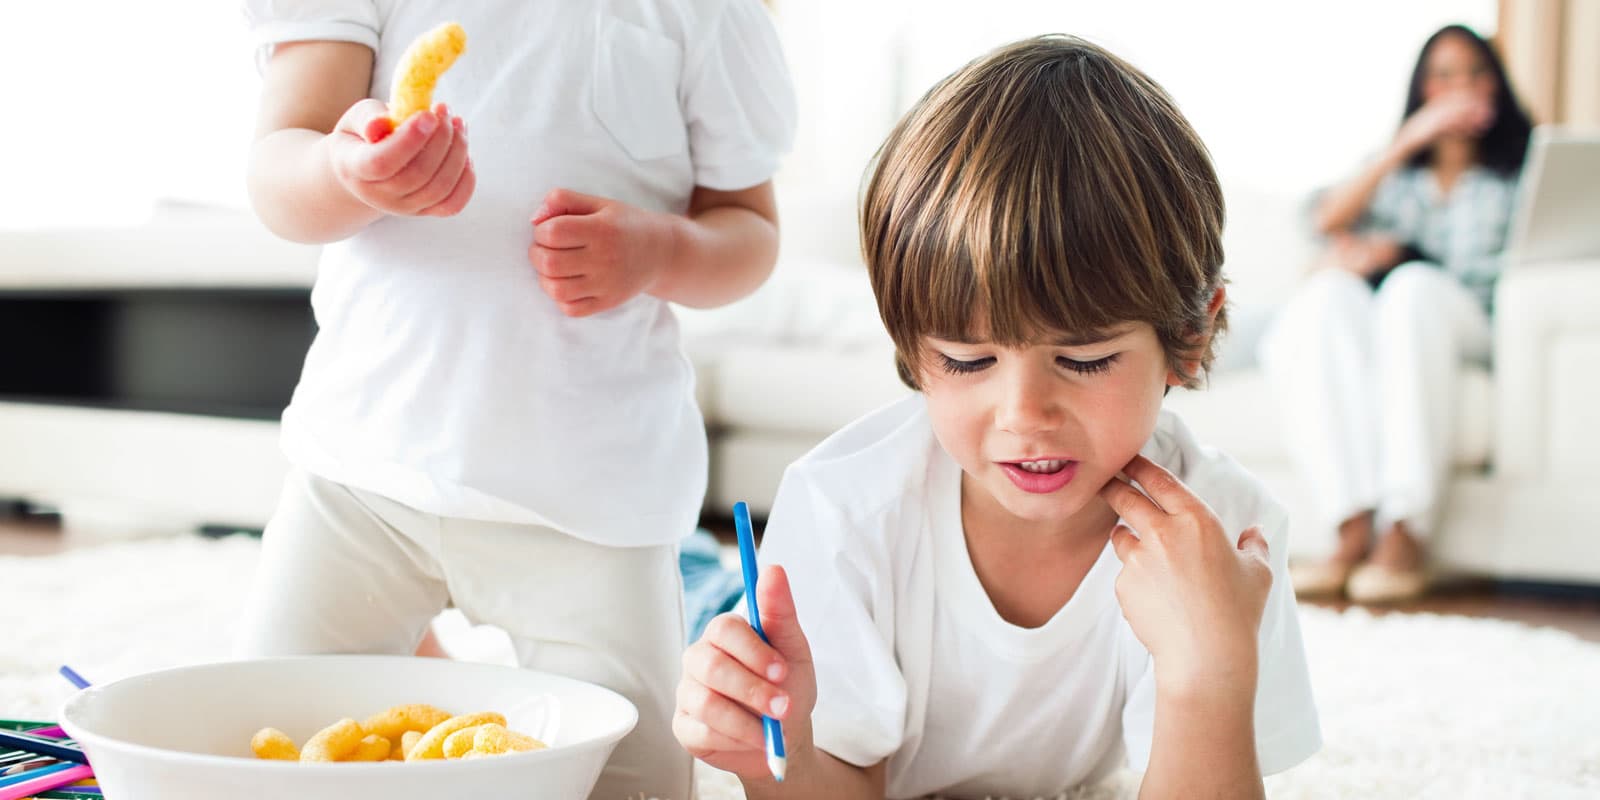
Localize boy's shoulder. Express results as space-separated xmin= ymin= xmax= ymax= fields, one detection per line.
xmin=1149 ymin=408 xmax=1290 ymax=538
xmin=782 ymin=394 xmax=939 ymax=521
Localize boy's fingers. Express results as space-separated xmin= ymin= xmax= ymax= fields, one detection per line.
xmin=1236 ymin=525 xmax=1270 ymax=565
xmin=682 ymin=643 xmax=789 ymax=721
xmin=1098 ymin=477 xmax=1165 ymax=535
xmin=1116 ymin=455 xmax=1198 ymax=514
xmin=673 ymin=710 xmax=758 ymax=756
xmin=675 ymin=680 xmax=767 ymax=750
xmin=704 ymin=613 xmax=787 ymax=683
xmin=1109 ymin=524 xmax=1140 ymax=563
xmin=757 ymin=565 xmax=812 ymax=665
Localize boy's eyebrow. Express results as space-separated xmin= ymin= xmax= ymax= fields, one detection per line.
xmin=941 ymin=325 xmax=1136 ymax=347
xmin=1050 ymin=326 xmax=1136 ymax=346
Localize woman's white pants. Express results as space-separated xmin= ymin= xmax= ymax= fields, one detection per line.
xmin=1257 ymin=264 xmax=1491 ymax=549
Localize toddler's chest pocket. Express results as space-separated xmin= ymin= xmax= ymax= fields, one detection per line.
xmin=593 ymin=15 xmax=688 ymax=162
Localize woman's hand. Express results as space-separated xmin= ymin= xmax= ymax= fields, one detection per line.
xmin=325 ymin=100 xmax=475 ymax=218
xmin=1319 ymin=233 xmax=1403 ymax=277
xmin=1393 ymin=92 xmax=1495 ymax=156
xmin=1100 ymin=455 xmax=1273 ymax=695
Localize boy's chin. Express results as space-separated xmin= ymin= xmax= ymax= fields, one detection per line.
xmin=993 ymin=481 xmax=1096 ymax=524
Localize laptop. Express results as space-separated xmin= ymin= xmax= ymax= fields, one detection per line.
xmin=1503 ymin=127 xmax=1600 ymax=265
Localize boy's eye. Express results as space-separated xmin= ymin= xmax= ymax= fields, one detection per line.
xmin=937 ymin=354 xmax=994 ymax=375
xmin=1057 ymin=354 xmax=1119 ymax=375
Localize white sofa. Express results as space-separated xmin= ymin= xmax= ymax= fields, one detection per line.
xmin=685 ymin=182 xmax=1600 ymax=586
xmin=2 ymin=190 xmax=1596 ymax=584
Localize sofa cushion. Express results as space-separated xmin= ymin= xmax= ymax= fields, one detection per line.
xmin=704 ymin=342 xmax=909 ymax=435
xmin=1165 ymin=367 xmax=1494 ymax=469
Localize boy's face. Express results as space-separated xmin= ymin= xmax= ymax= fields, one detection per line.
xmin=919 ymin=320 xmax=1179 ymax=531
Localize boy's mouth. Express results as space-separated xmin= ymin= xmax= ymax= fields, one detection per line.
xmin=998 ymin=458 xmax=1078 ymax=494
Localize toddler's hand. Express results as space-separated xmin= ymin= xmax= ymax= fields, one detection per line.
xmin=1100 ymin=455 xmax=1273 ymax=697
xmin=528 ymin=189 xmax=676 ymax=317
xmin=673 ymin=565 xmax=817 ymax=780
xmin=327 ymin=99 xmax=475 ymax=218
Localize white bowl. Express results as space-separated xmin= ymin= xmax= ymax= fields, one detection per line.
xmin=59 ymin=656 xmax=638 ymax=800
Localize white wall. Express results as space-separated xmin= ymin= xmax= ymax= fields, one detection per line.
xmin=0 ymin=1 xmax=258 ymax=229
xmin=2 ymin=0 xmax=1496 ymax=289
xmin=766 ymin=0 xmax=1499 ymax=302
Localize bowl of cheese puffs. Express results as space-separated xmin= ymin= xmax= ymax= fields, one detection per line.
xmin=58 ymin=655 xmax=638 ymax=800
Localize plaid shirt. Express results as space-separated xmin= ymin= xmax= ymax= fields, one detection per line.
xmin=1362 ymin=164 xmax=1521 ymax=311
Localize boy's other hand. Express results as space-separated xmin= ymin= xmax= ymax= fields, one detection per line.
xmin=327 ymin=100 xmax=475 ymax=218
xmin=673 ymin=565 xmax=817 ymax=780
xmin=529 ymin=189 xmax=678 ymax=317
xmin=1100 ymin=455 xmax=1273 ymax=699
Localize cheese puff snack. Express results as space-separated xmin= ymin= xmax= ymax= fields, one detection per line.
xmin=250 ymin=727 xmax=299 ymax=761
xmin=407 ymin=711 xmax=506 ymax=760
xmin=399 ymin=730 xmax=423 ymax=759
xmin=469 ymin=723 xmax=547 ymax=756
xmin=298 ymin=718 xmax=365 ymax=762
xmin=361 ymin=703 xmax=453 ymax=742
xmin=250 ymin=705 xmax=544 ymax=763
xmin=349 ymin=733 xmax=392 ymax=762
xmin=442 ymin=725 xmax=487 ymax=759
xmin=389 ymin=22 xmax=467 ymax=125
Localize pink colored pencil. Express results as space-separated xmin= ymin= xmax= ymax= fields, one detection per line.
xmin=23 ymin=726 xmax=66 ymax=739
xmin=0 ymin=763 xmax=95 ymax=800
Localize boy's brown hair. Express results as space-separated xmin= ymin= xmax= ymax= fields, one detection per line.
xmin=861 ymin=34 xmax=1227 ymax=390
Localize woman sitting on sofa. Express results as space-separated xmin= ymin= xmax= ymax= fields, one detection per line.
xmin=1258 ymin=24 xmax=1533 ymax=603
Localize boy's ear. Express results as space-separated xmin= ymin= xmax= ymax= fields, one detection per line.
xmin=1165 ymin=286 xmax=1227 ymax=388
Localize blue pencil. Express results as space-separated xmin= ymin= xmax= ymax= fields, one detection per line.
xmin=0 ymin=730 xmax=88 ymax=766
xmin=733 ymin=501 xmax=787 ymax=783
xmin=57 ymin=666 xmax=90 ymax=690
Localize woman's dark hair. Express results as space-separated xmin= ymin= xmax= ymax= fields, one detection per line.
xmin=1402 ymin=24 xmax=1533 ymax=176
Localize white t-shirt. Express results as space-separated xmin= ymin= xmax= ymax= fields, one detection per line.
xmin=243 ymin=0 xmax=796 ymax=546
xmin=757 ymin=395 xmax=1322 ymax=799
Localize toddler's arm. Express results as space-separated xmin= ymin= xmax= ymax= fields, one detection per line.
xmin=528 ymin=181 xmax=779 ymax=316
xmin=247 ymin=41 xmax=473 ymax=244
xmin=649 ymin=181 xmax=780 ymax=309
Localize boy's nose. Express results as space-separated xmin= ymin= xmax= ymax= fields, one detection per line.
xmin=994 ymin=375 xmax=1061 ymax=435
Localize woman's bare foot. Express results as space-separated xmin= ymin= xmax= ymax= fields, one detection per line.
xmin=1290 ymin=511 xmax=1373 ymax=597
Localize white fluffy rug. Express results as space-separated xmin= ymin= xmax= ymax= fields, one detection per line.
xmin=5 ymin=534 xmax=1599 ymax=799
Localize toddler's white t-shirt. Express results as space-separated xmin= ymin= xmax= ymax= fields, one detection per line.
xmin=243 ymin=0 xmax=796 ymax=546
xmin=757 ymin=395 xmax=1322 ymax=799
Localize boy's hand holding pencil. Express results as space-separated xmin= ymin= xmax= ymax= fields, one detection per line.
xmin=673 ymin=562 xmax=816 ymax=783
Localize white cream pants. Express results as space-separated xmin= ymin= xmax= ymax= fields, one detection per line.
xmin=235 ymin=469 xmax=692 ymax=800
xmin=1257 ymin=264 xmax=1491 ymax=548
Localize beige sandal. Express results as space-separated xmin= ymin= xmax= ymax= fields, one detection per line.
xmin=1290 ymin=559 xmax=1358 ymax=598
xmin=1345 ymin=562 xmax=1429 ymax=604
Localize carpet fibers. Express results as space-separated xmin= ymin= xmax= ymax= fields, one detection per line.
xmin=4 ymin=534 xmax=1597 ymax=799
